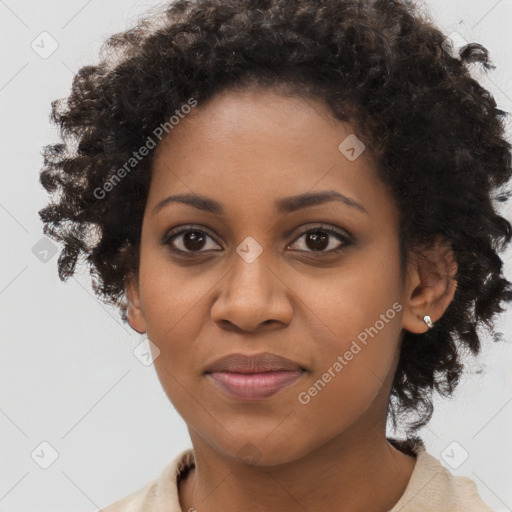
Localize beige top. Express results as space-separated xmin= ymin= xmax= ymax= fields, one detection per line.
xmin=101 ymin=439 xmax=494 ymax=512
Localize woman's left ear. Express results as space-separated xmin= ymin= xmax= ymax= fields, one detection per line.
xmin=401 ymin=236 xmax=458 ymax=334
xmin=125 ymin=273 xmax=147 ymax=334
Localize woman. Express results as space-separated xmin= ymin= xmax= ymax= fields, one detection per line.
xmin=39 ymin=0 xmax=511 ymax=510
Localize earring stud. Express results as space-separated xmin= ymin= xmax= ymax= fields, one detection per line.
xmin=423 ymin=315 xmax=434 ymax=329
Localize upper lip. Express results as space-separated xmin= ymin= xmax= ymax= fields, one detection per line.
xmin=204 ymin=352 xmax=305 ymax=374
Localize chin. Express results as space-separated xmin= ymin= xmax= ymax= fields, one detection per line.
xmin=216 ymin=432 xmax=313 ymax=468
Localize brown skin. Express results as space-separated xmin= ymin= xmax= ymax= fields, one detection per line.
xmin=125 ymin=87 xmax=458 ymax=512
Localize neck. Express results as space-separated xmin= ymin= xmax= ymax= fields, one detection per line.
xmin=179 ymin=423 xmax=417 ymax=512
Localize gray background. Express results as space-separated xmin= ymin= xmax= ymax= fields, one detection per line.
xmin=1 ymin=0 xmax=511 ymax=510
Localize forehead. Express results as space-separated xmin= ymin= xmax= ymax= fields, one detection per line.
xmin=148 ymin=87 xmax=393 ymax=221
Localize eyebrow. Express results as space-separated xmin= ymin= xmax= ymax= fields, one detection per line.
xmin=152 ymin=190 xmax=368 ymax=216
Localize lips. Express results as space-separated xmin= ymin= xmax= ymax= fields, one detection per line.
xmin=204 ymin=352 xmax=306 ymax=401
xmin=204 ymin=352 xmax=305 ymax=373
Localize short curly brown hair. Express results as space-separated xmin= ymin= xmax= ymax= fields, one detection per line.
xmin=39 ymin=0 xmax=512 ymax=435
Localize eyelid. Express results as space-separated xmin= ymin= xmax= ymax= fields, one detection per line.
xmin=287 ymin=223 xmax=352 ymax=242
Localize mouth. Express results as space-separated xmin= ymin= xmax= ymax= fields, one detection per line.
xmin=204 ymin=352 xmax=306 ymax=401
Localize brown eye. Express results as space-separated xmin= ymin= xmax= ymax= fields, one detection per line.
xmin=304 ymin=231 xmax=330 ymax=251
xmin=288 ymin=226 xmax=352 ymax=255
xmin=163 ymin=227 xmax=222 ymax=254
xmin=179 ymin=230 xmax=208 ymax=251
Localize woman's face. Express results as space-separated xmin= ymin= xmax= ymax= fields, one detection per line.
xmin=126 ymin=87 xmax=413 ymax=465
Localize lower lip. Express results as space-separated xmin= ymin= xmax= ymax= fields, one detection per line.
xmin=207 ymin=370 xmax=304 ymax=401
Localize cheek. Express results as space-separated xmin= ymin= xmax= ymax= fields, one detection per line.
xmin=137 ymin=255 xmax=217 ymax=397
xmin=294 ymin=247 xmax=403 ymax=351
xmin=284 ymin=308 xmax=402 ymax=458
xmin=139 ymin=271 xmax=207 ymax=418
xmin=300 ymin=304 xmax=401 ymax=404
xmin=138 ymin=252 xmax=211 ymax=339
xmin=290 ymin=260 xmax=403 ymax=416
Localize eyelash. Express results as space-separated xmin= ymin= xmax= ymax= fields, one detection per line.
xmin=162 ymin=224 xmax=353 ymax=257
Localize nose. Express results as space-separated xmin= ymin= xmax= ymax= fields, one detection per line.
xmin=210 ymin=252 xmax=293 ymax=333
